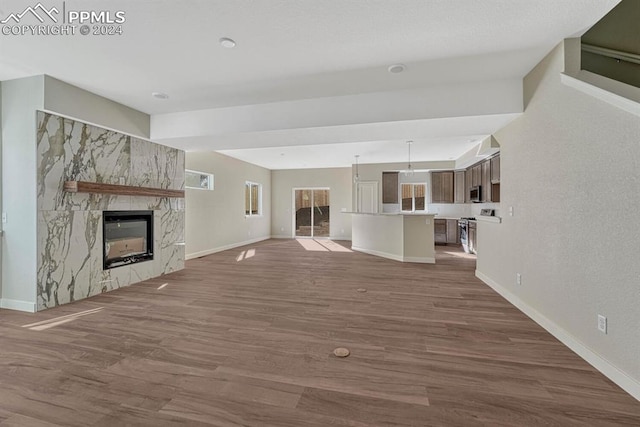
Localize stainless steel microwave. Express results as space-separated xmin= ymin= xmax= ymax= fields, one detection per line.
xmin=469 ymin=185 xmax=481 ymax=203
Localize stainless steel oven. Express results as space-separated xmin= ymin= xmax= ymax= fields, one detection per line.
xmin=458 ymin=217 xmax=475 ymax=253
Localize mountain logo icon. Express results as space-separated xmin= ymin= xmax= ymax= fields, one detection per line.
xmin=1 ymin=3 xmax=59 ymax=24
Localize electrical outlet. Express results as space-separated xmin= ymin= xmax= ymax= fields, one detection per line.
xmin=119 ymin=177 xmax=125 ymax=185
xmin=509 ymin=206 xmax=514 ymax=217
xmin=516 ymin=273 xmax=522 ymax=285
xmin=598 ymin=315 xmax=607 ymax=334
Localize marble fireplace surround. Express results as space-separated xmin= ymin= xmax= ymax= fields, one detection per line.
xmin=36 ymin=111 xmax=185 ymax=311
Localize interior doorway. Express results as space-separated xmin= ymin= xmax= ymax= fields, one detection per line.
xmin=294 ymin=188 xmax=330 ymax=238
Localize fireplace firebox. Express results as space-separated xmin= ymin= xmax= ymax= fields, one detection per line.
xmin=103 ymin=211 xmax=154 ymax=269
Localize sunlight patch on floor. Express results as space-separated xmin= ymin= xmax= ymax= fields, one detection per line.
xmin=444 ymin=251 xmax=476 ymax=259
xmin=236 ymin=249 xmax=257 ymax=262
xmin=316 ymin=239 xmax=352 ymax=252
xmin=296 ymin=239 xmax=352 ymax=253
xmin=22 ymin=307 xmax=104 ymax=331
xmin=296 ymin=239 xmax=329 ymax=251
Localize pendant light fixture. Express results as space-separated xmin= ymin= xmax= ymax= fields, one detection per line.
xmin=404 ymin=140 xmax=414 ymax=177
xmin=354 ymin=154 xmax=360 ymax=183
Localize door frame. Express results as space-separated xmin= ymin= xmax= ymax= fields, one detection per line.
xmin=292 ymin=187 xmax=331 ymax=239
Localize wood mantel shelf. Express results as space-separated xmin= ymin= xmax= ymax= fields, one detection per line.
xmin=64 ymin=181 xmax=185 ymax=198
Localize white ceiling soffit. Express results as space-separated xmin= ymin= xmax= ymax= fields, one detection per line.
xmin=0 ymin=0 xmax=620 ymax=169
xmin=0 ymin=0 xmax=620 ymax=114
xmin=218 ymin=137 xmax=486 ymax=170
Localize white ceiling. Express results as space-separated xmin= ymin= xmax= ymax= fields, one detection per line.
xmin=0 ymin=0 xmax=620 ymax=169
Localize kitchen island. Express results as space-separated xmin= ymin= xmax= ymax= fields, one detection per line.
xmin=348 ymin=212 xmax=436 ymax=263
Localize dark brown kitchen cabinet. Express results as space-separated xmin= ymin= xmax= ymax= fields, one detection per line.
xmin=454 ymin=171 xmax=465 ymax=204
xmin=471 ymin=164 xmax=481 ymax=187
xmin=434 ymin=219 xmax=448 ymax=244
xmin=430 ymin=171 xmax=454 ymax=203
xmin=481 ymin=160 xmax=492 ymax=202
xmin=490 ymin=155 xmax=500 ymax=183
xmin=465 ymin=166 xmax=473 ymax=202
xmin=446 ymin=219 xmax=459 ymax=243
xmin=490 ymin=155 xmax=500 ymax=202
xmin=435 ymin=219 xmax=460 ymax=245
xmin=382 ymin=171 xmax=399 ymax=203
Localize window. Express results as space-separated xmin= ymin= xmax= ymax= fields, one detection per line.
xmin=245 ymin=182 xmax=261 ymax=216
xmin=185 ymin=170 xmax=214 ymax=190
xmin=401 ymin=183 xmax=426 ymax=212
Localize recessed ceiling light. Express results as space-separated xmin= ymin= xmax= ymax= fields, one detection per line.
xmin=388 ymin=64 xmax=406 ymax=74
xmin=152 ymin=92 xmax=169 ymax=100
xmin=219 ymin=37 xmax=236 ymax=48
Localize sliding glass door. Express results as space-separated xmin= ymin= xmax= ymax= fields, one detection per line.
xmin=294 ymin=189 xmax=330 ymax=238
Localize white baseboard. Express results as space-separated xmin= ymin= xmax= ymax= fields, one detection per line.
xmin=352 ymin=246 xmax=404 ymax=262
xmin=0 ymin=298 xmax=37 ymax=313
xmin=185 ymin=236 xmax=270 ymax=260
xmin=475 ymin=270 xmax=640 ymax=402
xmin=272 ymin=235 xmax=352 ymax=241
xmin=352 ymin=246 xmax=434 ymax=264
xmin=403 ymin=256 xmax=435 ymax=264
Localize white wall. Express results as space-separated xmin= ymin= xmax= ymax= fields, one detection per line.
xmin=0 ymin=76 xmax=44 ymax=312
xmin=477 ymin=41 xmax=640 ymax=398
xmin=185 ymin=151 xmax=271 ymax=258
xmin=271 ymin=168 xmax=352 ymax=240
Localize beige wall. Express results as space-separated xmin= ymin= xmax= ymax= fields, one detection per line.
xmin=185 ymin=151 xmax=271 ymax=258
xmin=44 ymin=76 xmax=150 ymax=138
xmin=271 ymin=168 xmax=352 ymax=240
xmin=477 ymin=41 xmax=640 ymax=396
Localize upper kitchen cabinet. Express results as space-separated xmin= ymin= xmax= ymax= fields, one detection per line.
xmin=490 ymin=154 xmax=500 ymax=202
xmin=481 ymin=160 xmax=492 ymax=202
xmin=430 ymin=171 xmax=454 ymax=203
xmin=491 ymin=155 xmax=500 ymax=183
xmin=382 ymin=171 xmax=399 ymax=204
xmin=471 ymin=164 xmax=481 ymax=187
xmin=454 ymin=171 xmax=465 ymax=204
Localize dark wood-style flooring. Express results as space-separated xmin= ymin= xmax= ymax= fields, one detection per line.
xmin=1 ymin=239 xmax=639 ymax=426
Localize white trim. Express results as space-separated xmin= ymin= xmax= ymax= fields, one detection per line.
xmin=0 ymin=298 xmax=37 ymax=313
xmin=185 ymin=236 xmax=270 ymax=260
xmin=475 ymin=270 xmax=640 ymax=402
xmin=403 ymin=256 xmax=435 ymax=264
xmin=330 ymin=236 xmax=352 ymax=242
xmin=351 ymin=247 xmax=434 ymax=264
xmin=560 ymin=73 xmax=640 ymax=117
xmin=352 ymin=246 xmax=403 ymax=262
xmin=272 ymin=235 xmax=352 ymax=241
